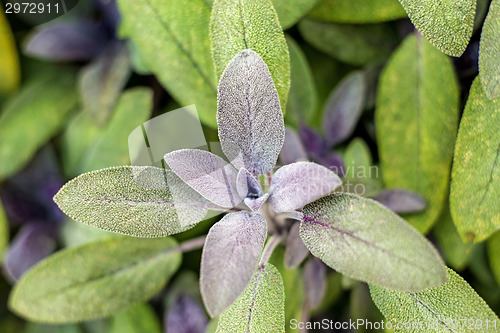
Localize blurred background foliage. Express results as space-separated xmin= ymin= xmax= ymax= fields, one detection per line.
xmin=0 ymin=0 xmax=498 ymax=332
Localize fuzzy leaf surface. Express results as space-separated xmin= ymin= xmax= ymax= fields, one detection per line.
xmin=216 ymin=264 xmax=285 ymax=333
xmin=210 ymin=0 xmax=290 ymax=112
xmin=308 ymin=0 xmax=407 ymax=23
xmin=450 ymin=78 xmax=500 ymax=242
xmin=370 ymin=268 xmax=499 ymax=332
xmin=53 ymin=166 xmax=209 ymax=238
xmin=269 ymin=162 xmax=342 ymax=212
xmin=376 ymin=34 xmax=459 ymax=233
xmin=300 ymin=193 xmax=447 ymax=291
xmin=479 ymin=0 xmax=500 ymax=99
xmin=217 ymin=50 xmax=285 ymax=175
xmin=201 ymin=212 xmax=267 ymax=317
xmin=164 ymin=149 xmax=241 ymax=208
xmin=9 ymin=237 xmax=181 ymax=322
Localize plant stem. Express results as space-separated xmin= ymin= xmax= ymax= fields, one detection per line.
xmin=259 ymin=234 xmax=281 ymax=267
xmin=178 ymin=235 xmax=207 ymax=253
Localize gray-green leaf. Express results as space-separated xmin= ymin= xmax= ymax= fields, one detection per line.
xmin=216 ymin=264 xmax=285 ymax=333
xmin=479 ymin=0 xmax=500 ymax=100
xmin=9 ymin=237 xmax=181 ymax=323
xmin=210 ymin=0 xmax=290 ymax=112
xmin=53 ymin=166 xmax=209 ymax=238
xmin=398 ymin=0 xmax=476 ymax=56
xmin=117 ymin=0 xmax=218 ymax=127
xmin=0 ymin=72 xmax=78 ymax=181
xmin=300 ymin=193 xmax=447 ymax=291
xmin=308 ymin=0 xmax=407 ymax=23
xmin=450 ymin=77 xmax=500 ymax=243
xmin=370 ymin=268 xmax=500 ymax=332
xmin=217 ymin=50 xmax=284 ymax=175
xmin=376 ymin=34 xmax=459 ymax=233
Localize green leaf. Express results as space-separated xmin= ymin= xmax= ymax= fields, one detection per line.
xmin=284 ymin=35 xmax=318 ymax=128
xmin=451 ymin=78 xmax=500 ymax=242
xmin=376 ymin=34 xmax=459 ymax=233
xmin=81 ymin=88 xmax=152 ymax=172
xmin=0 ymin=202 xmax=9 ymax=263
xmin=210 ymin=0 xmax=290 ymax=113
xmin=308 ymin=0 xmax=407 ymax=23
xmin=370 ymin=268 xmax=500 ymax=332
xmin=53 ymin=166 xmax=209 ymax=238
xmin=110 ymin=303 xmax=162 ymax=333
xmin=343 ymin=138 xmax=373 ymax=180
xmin=300 ymin=193 xmax=447 ymax=291
xmin=433 ymin=202 xmax=474 ymax=271
xmin=9 ymin=237 xmax=181 ymax=323
xmin=479 ymin=0 xmax=500 ymax=100
xmin=79 ymin=42 xmax=132 ymax=125
xmin=0 ymin=11 xmax=20 ymax=94
xmin=272 ymin=0 xmax=320 ymax=29
xmin=299 ymin=20 xmax=397 ymax=66
xmin=0 ymin=72 xmax=78 ymax=181
xmin=398 ymin=0 xmax=476 ymax=56
xmin=117 ymin=0 xmax=217 ymax=127
xmin=487 ymin=231 xmax=500 ymax=287
xmin=25 ymin=323 xmax=82 ymax=333
xmin=216 ymin=264 xmax=285 ymax=333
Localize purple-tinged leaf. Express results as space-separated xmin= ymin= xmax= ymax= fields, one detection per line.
xmin=94 ymin=0 xmax=121 ymax=31
xmin=4 ymin=224 xmax=56 ymax=282
xmin=200 ymin=212 xmax=267 ymax=317
xmin=244 ymin=193 xmax=269 ymax=212
xmin=303 ymin=258 xmax=326 ymax=308
xmin=269 ymin=162 xmax=342 ymax=213
xmin=165 ymin=294 xmax=207 ymax=333
xmin=164 ymin=149 xmax=241 ymax=209
xmin=24 ymin=21 xmax=108 ymax=62
xmin=315 ymin=152 xmax=345 ymax=177
xmin=279 ymin=128 xmax=308 ymax=165
xmin=299 ymin=125 xmax=328 ymax=158
xmin=217 ymin=50 xmax=285 ymax=175
xmin=236 ymin=168 xmax=263 ymax=200
xmin=300 ymin=193 xmax=447 ymax=291
xmin=373 ymin=189 xmax=426 ymax=214
xmin=284 ymin=223 xmax=309 ymax=269
xmin=79 ymin=41 xmax=131 ymax=125
xmin=323 ymin=71 xmax=366 ymax=146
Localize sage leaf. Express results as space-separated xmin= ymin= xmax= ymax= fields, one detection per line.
xmin=300 ymin=193 xmax=447 ymax=291
xmin=272 ymin=0 xmax=320 ymax=29
xmin=323 ymin=71 xmax=366 ymax=146
xmin=308 ymin=0 xmax=407 ymax=23
xmin=79 ymin=42 xmax=132 ymax=126
xmin=110 ymin=304 xmax=162 ymax=333
xmin=303 ymin=258 xmax=326 ymax=308
xmin=201 ymin=212 xmax=267 ymax=317
xmin=210 ymin=0 xmax=290 ymax=112
xmin=372 ymin=189 xmax=426 ymax=214
xmin=81 ymin=88 xmax=153 ymax=173
xmin=285 ymin=36 xmax=318 ymax=128
xmin=376 ymin=34 xmax=459 ymax=233
xmin=164 ymin=149 xmax=241 ymax=208
xmin=0 ymin=10 xmax=20 ymax=94
xmin=343 ymin=138 xmax=373 ymax=179
xmin=236 ymin=168 xmax=263 ymax=200
xmin=217 ymin=50 xmax=285 ymax=175
xmin=450 ymin=77 xmax=500 ymax=242
xmin=9 ymin=237 xmax=181 ymax=322
xmin=0 ymin=202 xmax=8 ymax=262
xmin=166 ymin=295 xmax=208 ymax=333
xmin=117 ymin=0 xmax=218 ymax=127
xmin=299 ymin=20 xmax=397 ymax=66
xmin=299 ymin=125 xmax=328 ymax=159
xmin=25 ymin=323 xmax=81 ymax=333
xmin=244 ymin=193 xmax=269 ymax=212
xmin=53 ymin=166 xmax=209 ymax=238
xmin=479 ymin=0 xmax=500 ymax=100
xmin=216 ymin=264 xmax=285 ymax=333
xmin=0 ymin=72 xmax=78 ymax=181
xmin=269 ymin=162 xmax=342 ymax=213
xmin=279 ymin=128 xmax=308 ymax=166
xmin=398 ymin=0 xmax=476 ymax=56
xmin=370 ymin=268 xmax=500 ymax=332
xmin=284 ymin=223 xmax=309 ymax=269
xmin=488 ymin=231 xmax=500 ymax=287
